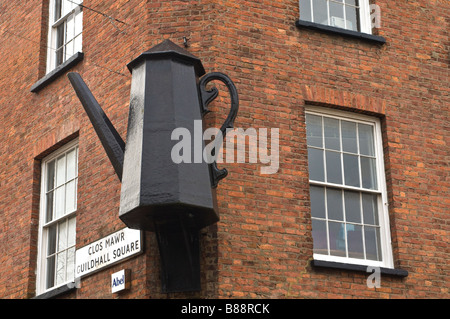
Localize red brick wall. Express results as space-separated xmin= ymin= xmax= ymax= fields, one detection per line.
xmin=0 ymin=0 xmax=448 ymax=298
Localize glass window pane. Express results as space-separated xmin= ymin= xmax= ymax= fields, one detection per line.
xmin=347 ymin=224 xmax=364 ymax=258
xmin=66 ymin=41 xmax=74 ymax=59
xmin=54 ymin=0 xmax=62 ymax=21
xmin=327 ymin=188 xmax=343 ymax=221
xmin=324 ymin=117 xmax=340 ymax=151
xmin=344 ymin=190 xmax=361 ymax=223
xmin=343 ymin=153 xmax=360 ymax=187
xmin=341 ymin=120 xmax=357 ymax=153
xmin=74 ymin=33 xmax=82 ymax=53
xmin=362 ymin=193 xmax=379 ymax=225
xmin=47 ymin=224 xmax=57 ymax=256
xmin=55 ymin=186 xmax=65 ymax=219
xmin=328 ymin=221 xmax=346 ymax=257
xmin=75 ymin=11 xmax=83 ymax=35
xmin=46 ymin=191 xmax=54 ymax=223
xmin=65 ymin=180 xmax=76 ymax=214
xmin=361 ymin=156 xmax=377 ymax=190
xmin=306 ymin=114 xmax=323 ymax=147
xmin=46 ymin=255 xmax=55 ymax=289
xmin=58 ymin=220 xmax=67 ymax=251
xmin=67 ymin=216 xmax=76 ymax=247
xmin=308 ymin=147 xmax=325 ymax=182
xmin=46 ymin=160 xmax=55 ymax=191
xmin=365 ymin=226 xmax=382 ymax=261
xmin=66 ymin=149 xmax=77 ymax=181
xmin=329 ymin=2 xmax=345 ymax=28
xmin=56 ymin=155 xmax=66 ymax=187
xmin=55 ymin=47 xmax=64 ymax=67
xmin=56 ymin=23 xmax=65 ymax=48
xmin=326 ymin=150 xmax=342 ymax=184
xmin=66 ymin=247 xmax=75 ymax=282
xmin=310 ymin=186 xmax=326 ymax=218
xmin=56 ymin=251 xmax=67 ymax=285
xmin=312 ymin=219 xmax=328 ymax=255
xmin=62 ymin=0 xmax=73 ymax=17
xmin=358 ymin=124 xmax=375 ymax=156
xmin=66 ymin=15 xmax=74 ymax=41
xmin=345 ymin=0 xmax=358 ymax=5
xmin=313 ymin=0 xmax=328 ymax=25
xmin=300 ymin=0 xmax=312 ymax=21
xmin=345 ymin=5 xmax=360 ymax=31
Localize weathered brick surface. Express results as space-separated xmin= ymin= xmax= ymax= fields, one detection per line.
xmin=0 ymin=0 xmax=448 ymax=298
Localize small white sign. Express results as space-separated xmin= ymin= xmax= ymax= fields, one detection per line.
xmin=111 ymin=269 xmax=130 ymax=293
xmin=75 ymin=228 xmax=142 ymax=278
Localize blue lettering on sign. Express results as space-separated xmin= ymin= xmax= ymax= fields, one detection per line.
xmin=112 ymin=275 xmax=125 ymax=288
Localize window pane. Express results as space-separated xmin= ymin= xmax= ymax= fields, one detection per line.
xmin=361 ymin=156 xmax=377 ymax=189
xmin=306 ymin=114 xmax=323 ymax=147
xmin=310 ymin=186 xmax=326 ymax=218
xmin=55 ymin=47 xmax=64 ymax=67
xmin=56 ymin=23 xmax=65 ymax=48
xmin=345 ymin=4 xmax=360 ymax=31
xmin=300 ymin=0 xmax=312 ymax=21
xmin=58 ymin=220 xmax=67 ymax=251
xmin=341 ymin=120 xmax=357 ymax=153
xmin=347 ymin=224 xmax=364 ymax=258
xmin=312 ymin=219 xmax=328 ymax=254
xmin=55 ymin=186 xmax=65 ymax=219
xmin=66 ymin=247 xmax=75 ymax=282
xmin=327 ymin=188 xmax=343 ymax=221
xmin=326 ymin=150 xmax=342 ymax=184
xmin=313 ymin=0 xmax=328 ymax=24
xmin=75 ymin=11 xmax=83 ymax=36
xmin=66 ymin=15 xmax=75 ymax=41
xmin=54 ymin=0 xmax=62 ymax=21
xmin=362 ymin=193 xmax=379 ymax=225
xmin=365 ymin=226 xmax=382 ymax=261
xmin=358 ymin=124 xmax=375 ymax=156
xmin=55 ymin=24 xmax=65 ymax=66
xmin=68 ymin=216 xmax=76 ymax=247
xmin=66 ymin=41 xmax=74 ymax=59
xmin=324 ymin=117 xmax=340 ymax=151
xmin=65 ymin=180 xmax=76 ymax=214
xmin=62 ymin=0 xmax=73 ymax=17
xmin=343 ymin=153 xmax=360 ymax=187
xmin=66 ymin=149 xmax=77 ymax=181
xmin=328 ymin=221 xmax=346 ymax=257
xmin=46 ymin=255 xmax=55 ymax=289
xmin=46 ymin=160 xmax=55 ymax=191
xmin=329 ymin=1 xmax=345 ymax=28
xmin=308 ymin=147 xmax=325 ymax=182
xmin=46 ymin=191 xmax=54 ymax=223
xmin=74 ymin=33 xmax=82 ymax=54
xmin=47 ymin=224 xmax=57 ymax=256
xmin=344 ymin=190 xmax=361 ymax=223
xmin=56 ymin=251 xmax=66 ymax=285
xmin=345 ymin=0 xmax=358 ymax=5
xmin=56 ymin=155 xmax=66 ymax=187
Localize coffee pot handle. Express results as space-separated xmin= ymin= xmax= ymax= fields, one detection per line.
xmin=199 ymin=72 xmax=239 ymax=188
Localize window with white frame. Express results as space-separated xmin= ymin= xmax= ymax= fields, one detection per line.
xmin=37 ymin=140 xmax=78 ymax=294
xmin=299 ymin=0 xmax=372 ymax=34
xmin=305 ymin=107 xmax=393 ymax=268
xmin=47 ymin=0 xmax=83 ymax=73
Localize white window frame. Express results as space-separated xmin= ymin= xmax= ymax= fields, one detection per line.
xmin=36 ymin=139 xmax=79 ymax=295
xmin=305 ymin=106 xmax=393 ymax=269
xmin=299 ymin=0 xmax=372 ymax=34
xmin=46 ymin=0 xmax=83 ymax=73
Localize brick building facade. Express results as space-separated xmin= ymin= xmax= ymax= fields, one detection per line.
xmin=0 ymin=0 xmax=448 ymax=299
